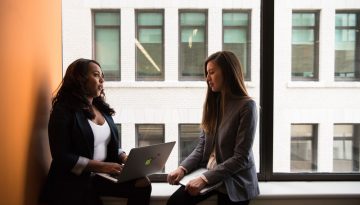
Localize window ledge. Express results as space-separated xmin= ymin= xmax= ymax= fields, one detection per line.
xmin=150 ymin=181 xmax=360 ymax=199
xmin=287 ymin=81 xmax=360 ymax=88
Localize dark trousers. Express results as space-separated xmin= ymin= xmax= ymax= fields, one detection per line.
xmin=93 ymin=175 xmax=152 ymax=205
xmin=167 ymin=186 xmax=250 ymax=205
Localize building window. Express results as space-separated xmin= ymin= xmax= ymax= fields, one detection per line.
xmin=291 ymin=11 xmax=319 ymax=81
xmin=115 ymin=123 xmax=121 ymax=148
xmin=223 ymin=10 xmax=251 ymax=81
xmin=333 ymin=124 xmax=360 ymax=172
xmin=93 ymin=10 xmax=121 ymax=81
xmin=135 ymin=10 xmax=164 ymax=81
xmin=135 ymin=124 xmax=164 ymax=147
xmin=291 ymin=124 xmax=318 ymax=172
xmin=179 ymin=10 xmax=208 ymax=80
xmin=335 ymin=12 xmax=360 ymax=81
xmin=178 ymin=124 xmax=201 ymax=165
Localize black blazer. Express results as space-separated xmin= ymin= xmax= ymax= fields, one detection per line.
xmin=41 ymin=102 xmax=120 ymax=205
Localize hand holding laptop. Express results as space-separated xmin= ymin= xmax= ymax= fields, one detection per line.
xmin=178 ymin=168 xmax=223 ymax=195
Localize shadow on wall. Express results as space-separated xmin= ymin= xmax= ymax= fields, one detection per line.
xmin=24 ymin=77 xmax=52 ymax=205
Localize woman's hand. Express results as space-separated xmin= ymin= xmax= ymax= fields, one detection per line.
xmin=101 ymin=162 xmax=123 ymax=175
xmin=167 ymin=167 xmax=185 ymax=185
xmin=119 ymin=152 xmax=128 ymax=163
xmin=86 ymin=160 xmax=123 ymax=175
xmin=185 ymin=177 xmax=207 ymax=196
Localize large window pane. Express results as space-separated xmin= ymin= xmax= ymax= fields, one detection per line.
xmin=93 ymin=11 xmax=120 ymax=81
xmin=136 ymin=11 xmax=164 ymax=81
xmin=223 ymin=11 xmax=251 ymax=81
xmin=335 ymin=12 xmax=360 ymax=81
xmin=291 ymin=12 xmax=319 ymax=81
xmin=179 ymin=11 xmax=207 ymax=80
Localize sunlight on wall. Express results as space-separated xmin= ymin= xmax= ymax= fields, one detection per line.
xmin=0 ymin=0 xmax=62 ymax=204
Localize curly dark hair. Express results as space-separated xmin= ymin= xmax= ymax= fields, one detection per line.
xmin=52 ymin=58 xmax=115 ymax=118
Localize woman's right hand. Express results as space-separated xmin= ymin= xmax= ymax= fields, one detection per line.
xmin=101 ymin=162 xmax=123 ymax=175
xmin=167 ymin=167 xmax=185 ymax=185
xmin=86 ymin=160 xmax=123 ymax=175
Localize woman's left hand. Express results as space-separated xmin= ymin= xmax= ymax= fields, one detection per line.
xmin=185 ymin=177 xmax=207 ymax=196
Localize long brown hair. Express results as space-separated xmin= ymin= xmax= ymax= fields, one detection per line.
xmin=201 ymin=51 xmax=249 ymax=135
xmin=51 ymin=58 xmax=115 ymax=118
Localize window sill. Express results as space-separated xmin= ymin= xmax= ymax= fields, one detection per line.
xmin=148 ymin=181 xmax=360 ymax=199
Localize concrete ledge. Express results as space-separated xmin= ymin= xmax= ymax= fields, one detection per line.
xmin=102 ymin=181 xmax=360 ymax=205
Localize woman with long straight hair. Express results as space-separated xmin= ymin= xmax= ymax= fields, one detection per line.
xmin=167 ymin=51 xmax=259 ymax=205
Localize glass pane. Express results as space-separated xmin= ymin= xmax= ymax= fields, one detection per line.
xmin=292 ymin=13 xmax=315 ymax=26
xmin=179 ymin=42 xmax=206 ymax=78
xmin=180 ymin=28 xmax=205 ymax=43
xmin=136 ymin=43 xmax=163 ymax=78
xmin=139 ymin=29 xmax=162 ymax=43
xmin=136 ymin=124 xmax=164 ymax=147
xmin=336 ymin=13 xmax=357 ymax=27
xmin=95 ymin=12 xmax=120 ymax=26
xmin=292 ymin=44 xmax=315 ymax=77
xmin=223 ymin=43 xmax=248 ymax=78
xmin=95 ymin=28 xmax=120 ymax=74
xmin=224 ymin=29 xmax=246 ymax=43
xmin=138 ymin=13 xmax=163 ymax=26
xmin=180 ymin=13 xmax=206 ymax=25
xmin=223 ymin=13 xmax=248 ymax=26
xmin=290 ymin=124 xmax=316 ymax=172
xmin=292 ymin=29 xmax=314 ymax=44
xmin=116 ymin=124 xmax=121 ymax=148
xmin=179 ymin=124 xmax=201 ymax=164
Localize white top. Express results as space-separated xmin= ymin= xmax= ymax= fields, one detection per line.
xmin=88 ymin=119 xmax=111 ymax=161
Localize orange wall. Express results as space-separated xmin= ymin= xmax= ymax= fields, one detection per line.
xmin=0 ymin=0 xmax=62 ymax=204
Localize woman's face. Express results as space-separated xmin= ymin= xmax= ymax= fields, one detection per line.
xmin=206 ymin=60 xmax=224 ymax=93
xmin=85 ymin=62 xmax=104 ymax=99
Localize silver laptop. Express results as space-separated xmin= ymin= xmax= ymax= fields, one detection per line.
xmin=97 ymin=141 xmax=175 ymax=183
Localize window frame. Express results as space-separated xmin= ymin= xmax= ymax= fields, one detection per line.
xmin=291 ymin=10 xmax=320 ymax=81
xmin=333 ymin=124 xmax=360 ymax=172
xmin=290 ymin=124 xmax=318 ymax=172
xmin=222 ymin=9 xmax=252 ymax=81
xmin=262 ymin=1 xmax=360 ymax=181
xmin=92 ymin=9 xmax=121 ymax=81
xmin=178 ymin=9 xmax=208 ymax=81
xmin=135 ymin=9 xmax=165 ymax=81
xmin=334 ymin=10 xmax=360 ymax=81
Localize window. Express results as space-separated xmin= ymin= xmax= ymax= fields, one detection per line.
xmin=335 ymin=11 xmax=360 ymax=81
xmin=333 ymin=124 xmax=360 ymax=172
xmin=115 ymin=123 xmax=121 ymax=148
xmin=291 ymin=11 xmax=319 ymax=81
xmin=135 ymin=10 xmax=164 ymax=81
xmin=135 ymin=124 xmax=164 ymax=147
xmin=223 ymin=10 xmax=251 ymax=81
xmin=290 ymin=124 xmax=318 ymax=172
xmin=93 ymin=10 xmax=120 ymax=81
xmin=178 ymin=124 xmax=201 ymax=164
xmin=179 ymin=10 xmax=207 ymax=80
